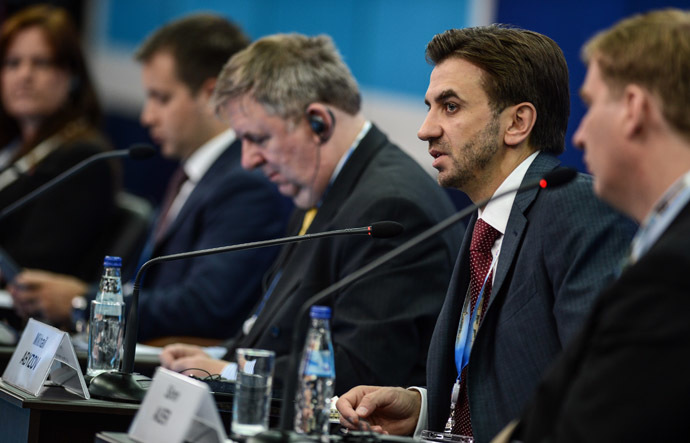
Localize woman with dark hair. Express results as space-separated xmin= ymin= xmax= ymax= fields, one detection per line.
xmin=0 ymin=5 xmax=117 ymax=286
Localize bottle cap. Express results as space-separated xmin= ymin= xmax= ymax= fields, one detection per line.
xmin=103 ymin=256 xmax=122 ymax=268
xmin=309 ymin=305 xmax=331 ymax=319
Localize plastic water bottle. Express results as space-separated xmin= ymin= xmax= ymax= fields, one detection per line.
xmin=294 ymin=305 xmax=336 ymax=435
xmin=87 ymin=256 xmax=125 ymax=377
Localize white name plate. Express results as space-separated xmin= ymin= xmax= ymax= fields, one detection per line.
xmin=1 ymin=318 xmax=89 ymax=398
xmin=128 ymin=367 xmax=227 ymax=443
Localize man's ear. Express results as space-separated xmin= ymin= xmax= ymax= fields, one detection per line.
xmin=197 ymin=77 xmax=218 ymax=102
xmin=622 ymin=84 xmax=649 ymax=139
xmin=305 ymin=103 xmax=336 ymax=144
xmin=503 ymin=102 xmax=537 ymax=147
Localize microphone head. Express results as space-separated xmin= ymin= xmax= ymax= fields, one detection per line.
xmin=368 ymin=221 xmax=404 ymax=238
xmin=127 ymin=144 xmax=156 ymax=160
xmin=539 ymin=167 xmax=577 ymax=189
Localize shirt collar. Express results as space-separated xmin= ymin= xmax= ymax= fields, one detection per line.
xmin=182 ymin=128 xmax=236 ymax=183
xmin=314 ymin=121 xmax=371 ymax=209
xmin=643 ymin=170 xmax=690 ymax=223
xmin=630 ymin=169 xmax=690 ymax=262
xmin=329 ymin=120 xmax=371 ymax=185
xmin=478 ymin=150 xmax=539 ymax=234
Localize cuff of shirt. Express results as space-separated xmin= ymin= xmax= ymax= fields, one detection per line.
xmin=219 ymin=362 xmax=238 ymax=380
xmin=408 ymin=386 xmax=428 ymax=438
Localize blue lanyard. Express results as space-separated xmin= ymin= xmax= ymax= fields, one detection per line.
xmin=254 ymin=269 xmax=283 ymax=317
xmin=454 ymin=252 xmax=499 ymax=377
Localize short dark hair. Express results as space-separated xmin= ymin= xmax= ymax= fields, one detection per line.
xmin=426 ymin=25 xmax=570 ymax=154
xmin=135 ymin=14 xmax=249 ymax=94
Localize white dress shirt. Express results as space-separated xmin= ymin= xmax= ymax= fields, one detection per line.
xmin=162 ymin=128 xmax=236 ymax=228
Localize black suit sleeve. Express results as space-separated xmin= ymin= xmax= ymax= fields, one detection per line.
xmin=327 ymin=196 xmax=457 ymax=392
xmin=136 ymin=170 xmax=287 ymax=341
xmin=516 ymin=243 xmax=690 ymax=443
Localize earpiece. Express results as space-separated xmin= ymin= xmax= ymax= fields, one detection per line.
xmin=307 ymin=109 xmax=336 ymax=144
xmin=309 ymin=114 xmax=326 ymax=135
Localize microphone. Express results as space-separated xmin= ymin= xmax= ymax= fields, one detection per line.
xmin=87 ymin=221 xmax=404 ymax=402
xmin=276 ymin=167 xmax=578 ymax=430
xmin=0 ymin=144 xmax=156 ymax=221
xmin=127 ymin=144 xmax=157 ymax=160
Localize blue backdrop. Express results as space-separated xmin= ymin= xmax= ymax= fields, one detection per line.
xmin=90 ymin=0 xmax=689 ymax=202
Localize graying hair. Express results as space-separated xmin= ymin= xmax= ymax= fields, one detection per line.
xmin=213 ymin=33 xmax=361 ymax=124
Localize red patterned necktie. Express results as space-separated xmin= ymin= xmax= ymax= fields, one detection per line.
xmin=452 ymin=218 xmax=501 ymax=437
xmin=154 ymin=167 xmax=188 ymax=244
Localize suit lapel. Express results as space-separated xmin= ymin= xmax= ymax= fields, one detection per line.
xmin=155 ymin=140 xmax=239 ymax=248
xmin=309 ymin=125 xmax=387 ymax=231
xmin=445 ymin=217 xmax=475 ymax=344
xmin=489 ymin=209 xmax=527 ymax=307
xmin=240 ymin=125 xmax=388 ymax=347
xmin=486 ymin=153 xmax=561 ymax=312
xmin=427 ymin=217 xmax=473 ymax=429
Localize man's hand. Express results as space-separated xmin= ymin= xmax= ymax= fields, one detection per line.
xmin=336 ymin=385 xmax=421 ymax=436
xmin=159 ymin=343 xmax=229 ymax=378
xmin=9 ymin=269 xmax=88 ymax=324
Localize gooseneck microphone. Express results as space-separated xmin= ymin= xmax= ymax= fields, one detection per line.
xmin=276 ymin=167 xmax=578 ymax=430
xmin=87 ymin=221 xmax=404 ymax=402
xmin=126 ymin=144 xmax=157 ymax=160
xmin=0 ymin=144 xmax=156 ymax=221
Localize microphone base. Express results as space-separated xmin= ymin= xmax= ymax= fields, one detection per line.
xmin=247 ymin=430 xmax=419 ymax=443
xmin=248 ymin=430 xmax=319 ymax=443
xmin=87 ymin=371 xmax=150 ymax=403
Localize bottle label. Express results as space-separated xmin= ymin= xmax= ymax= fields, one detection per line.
xmin=93 ymin=301 xmax=124 ymax=317
xmin=304 ymin=350 xmax=334 ymax=377
xmin=96 ymin=275 xmax=123 ymax=304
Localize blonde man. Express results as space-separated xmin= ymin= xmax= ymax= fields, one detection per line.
xmin=502 ymin=9 xmax=690 ymax=442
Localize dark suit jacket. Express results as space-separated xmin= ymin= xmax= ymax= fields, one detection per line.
xmin=426 ymin=153 xmax=637 ymax=443
xmin=136 ymin=139 xmax=291 ymax=341
xmin=514 ymin=201 xmax=690 ymax=443
xmin=0 ymin=134 xmax=117 ymax=282
xmin=223 ymin=125 xmax=463 ymax=394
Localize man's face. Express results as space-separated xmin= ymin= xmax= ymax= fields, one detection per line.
xmin=573 ymin=60 xmax=630 ymax=206
xmin=139 ymin=51 xmax=209 ymax=160
xmin=418 ymin=58 xmax=502 ymax=196
xmin=222 ymin=95 xmax=321 ymax=208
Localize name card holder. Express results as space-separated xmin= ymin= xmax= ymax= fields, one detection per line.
xmin=128 ymin=367 xmax=227 ymax=443
xmin=1 ymin=318 xmax=89 ymax=398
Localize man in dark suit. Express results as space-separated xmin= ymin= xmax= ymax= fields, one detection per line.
xmin=10 ymin=15 xmax=289 ymax=341
xmin=159 ymin=33 xmax=462 ymax=393
xmin=495 ymin=9 xmax=690 ymax=442
xmin=337 ymin=26 xmax=635 ymax=442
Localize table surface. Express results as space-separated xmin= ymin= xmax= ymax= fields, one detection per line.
xmin=0 ymin=373 xmax=281 ymax=442
xmin=0 ymin=378 xmax=140 ymax=414
xmin=0 ymin=378 xmax=143 ymax=443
